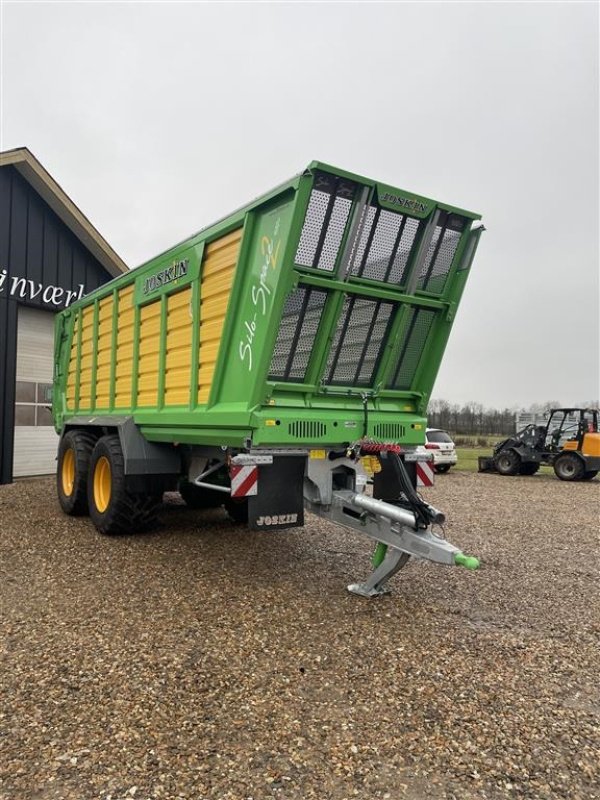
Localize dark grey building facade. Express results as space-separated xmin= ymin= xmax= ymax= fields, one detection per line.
xmin=0 ymin=148 xmax=127 ymax=484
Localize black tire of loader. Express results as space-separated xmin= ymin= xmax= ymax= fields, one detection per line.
xmin=88 ymin=434 xmax=160 ymax=535
xmin=582 ymin=470 xmax=598 ymax=481
xmin=519 ymin=462 xmax=540 ymax=476
xmin=57 ymin=429 xmax=97 ymax=515
xmin=553 ymin=452 xmax=585 ymax=482
xmin=494 ymin=449 xmax=521 ymax=476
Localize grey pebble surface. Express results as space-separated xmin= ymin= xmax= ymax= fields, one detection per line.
xmin=0 ymin=472 xmax=598 ymax=800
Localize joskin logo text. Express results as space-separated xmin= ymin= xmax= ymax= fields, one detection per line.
xmin=143 ymin=259 xmax=189 ymax=295
xmin=381 ymin=192 xmax=427 ymax=214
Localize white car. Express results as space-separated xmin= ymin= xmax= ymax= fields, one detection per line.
xmin=416 ymin=428 xmax=458 ymax=473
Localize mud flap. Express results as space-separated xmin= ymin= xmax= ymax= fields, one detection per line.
xmin=248 ymin=456 xmax=305 ymax=531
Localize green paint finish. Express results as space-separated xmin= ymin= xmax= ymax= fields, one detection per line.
xmin=372 ymin=542 xmax=388 ymax=568
xmin=53 ymin=161 xmax=483 ymax=456
xmin=217 ymin=195 xmax=296 ymax=407
xmin=454 ymin=553 xmax=480 ymax=570
xmin=52 ymin=311 xmax=76 ymax=432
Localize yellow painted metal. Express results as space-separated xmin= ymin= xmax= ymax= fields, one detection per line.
xmin=137 ymin=298 xmax=161 ymax=407
xmin=61 ymin=448 xmax=75 ymax=496
xmin=95 ymin=295 xmax=114 ymax=408
xmin=93 ymin=455 xmax=111 ymax=513
xmin=164 ymin=286 xmax=193 ymax=405
xmin=63 ymin=230 xmax=242 ymax=413
xmin=65 ymin=309 xmax=80 ymax=407
xmin=582 ymin=432 xmax=600 ymax=457
xmin=198 ymin=228 xmax=242 ymax=404
xmin=78 ymin=305 xmax=95 ymax=409
xmin=114 ymin=285 xmax=135 ymax=408
xmin=361 ymin=455 xmax=382 ymax=477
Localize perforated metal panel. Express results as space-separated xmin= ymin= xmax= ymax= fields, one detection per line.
xmin=324 ymin=296 xmax=396 ymax=387
xmin=418 ymin=212 xmax=466 ymax=294
xmin=350 ymin=205 xmax=421 ymax=286
xmin=387 ymin=307 xmax=437 ymax=390
xmin=295 ymin=173 xmax=356 ymax=272
xmin=269 ymin=287 xmax=328 ymax=382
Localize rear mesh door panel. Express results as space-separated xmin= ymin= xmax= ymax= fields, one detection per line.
xmin=417 ymin=212 xmax=466 ymax=294
xmin=324 ymin=296 xmax=395 ymax=387
xmin=269 ymin=287 xmax=328 ymax=382
xmin=350 ymin=206 xmax=421 ymax=286
xmin=294 ymin=173 xmax=356 ymax=272
xmin=269 ymin=170 xmax=476 ymax=395
xmin=387 ymin=308 xmax=437 ymax=390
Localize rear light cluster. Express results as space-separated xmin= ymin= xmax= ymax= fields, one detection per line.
xmin=425 ymin=443 xmax=440 ymax=450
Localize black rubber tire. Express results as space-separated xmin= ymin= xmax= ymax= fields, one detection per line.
xmin=57 ymin=429 xmax=97 ymax=516
xmin=179 ymin=480 xmax=224 ymax=509
xmin=494 ymin=449 xmax=521 ymax=476
xmin=553 ymin=453 xmax=585 ymax=482
xmin=582 ymin=470 xmax=598 ymax=481
xmin=88 ymin=434 xmax=160 ymax=535
xmin=435 ymin=464 xmax=451 ymax=474
xmin=519 ymin=463 xmax=540 ymax=476
xmin=225 ymin=498 xmax=249 ymax=524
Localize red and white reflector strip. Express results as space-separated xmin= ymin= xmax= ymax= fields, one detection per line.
xmin=230 ymin=465 xmax=258 ymax=497
xmin=416 ymin=461 xmax=435 ymax=488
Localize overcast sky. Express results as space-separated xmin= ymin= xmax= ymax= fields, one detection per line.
xmin=2 ymin=1 xmax=598 ymax=408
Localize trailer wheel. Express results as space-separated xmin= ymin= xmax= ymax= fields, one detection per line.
xmin=88 ymin=434 xmax=160 ymax=534
xmin=519 ymin=463 xmax=540 ymax=476
xmin=553 ymin=453 xmax=585 ymax=482
xmin=494 ymin=449 xmax=520 ymax=476
xmin=582 ymin=470 xmax=598 ymax=481
xmin=179 ymin=480 xmax=224 ymax=509
xmin=57 ymin=429 xmax=96 ymax=515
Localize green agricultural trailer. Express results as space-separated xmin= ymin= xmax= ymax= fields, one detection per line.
xmin=53 ymin=161 xmax=484 ymax=597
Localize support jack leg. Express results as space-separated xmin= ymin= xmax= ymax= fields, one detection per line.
xmin=347 ymin=547 xmax=411 ymax=598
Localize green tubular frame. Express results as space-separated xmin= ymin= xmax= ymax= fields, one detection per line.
xmin=53 ymin=161 xmax=483 ymax=450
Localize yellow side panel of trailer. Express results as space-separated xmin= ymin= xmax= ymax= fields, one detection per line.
xmin=137 ymin=297 xmax=161 ymax=407
xmin=164 ymin=286 xmax=193 ymax=406
xmin=78 ymin=305 xmax=95 ymax=409
xmin=65 ymin=309 xmax=80 ymax=408
xmin=198 ymin=228 xmax=242 ymax=404
xmin=95 ymin=295 xmax=114 ymax=409
xmin=114 ymin=285 xmax=135 ymax=408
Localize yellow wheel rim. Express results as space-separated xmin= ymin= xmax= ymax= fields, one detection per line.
xmin=93 ymin=456 xmax=112 ymax=513
xmin=61 ymin=448 xmax=76 ymax=496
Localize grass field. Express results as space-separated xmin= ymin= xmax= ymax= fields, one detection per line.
xmin=455 ymin=447 xmax=489 ymax=471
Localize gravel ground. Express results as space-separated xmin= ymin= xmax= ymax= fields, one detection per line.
xmin=1 ymin=471 xmax=599 ymax=800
